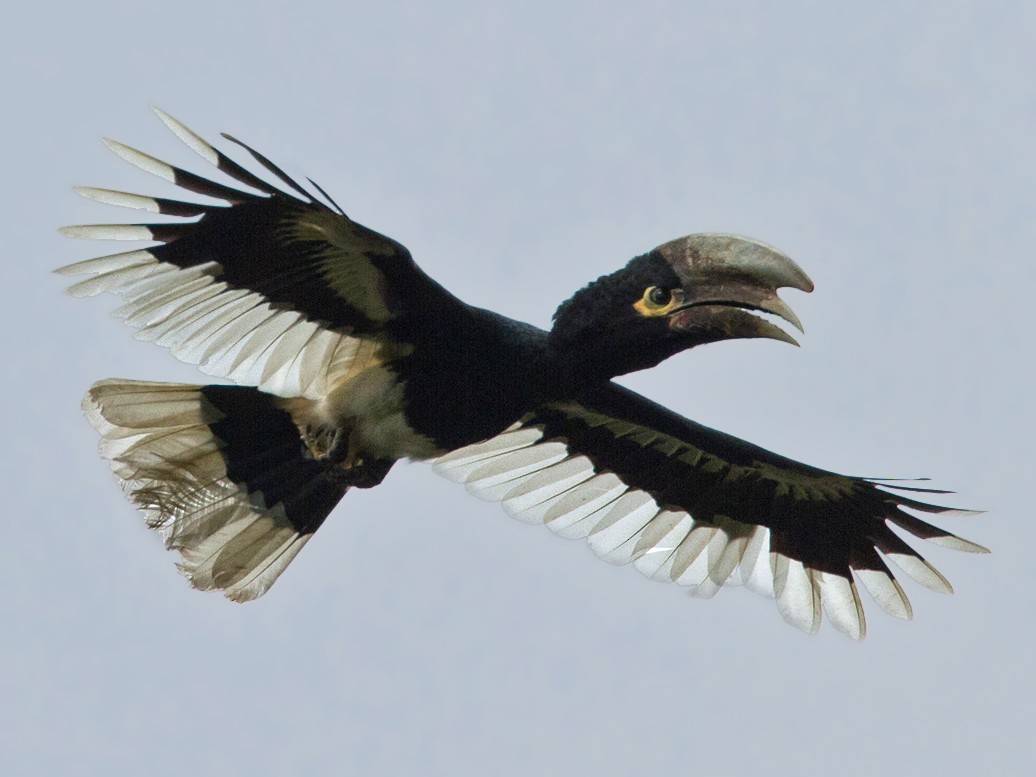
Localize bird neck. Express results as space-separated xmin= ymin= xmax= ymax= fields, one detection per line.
xmin=545 ymin=328 xmax=682 ymax=393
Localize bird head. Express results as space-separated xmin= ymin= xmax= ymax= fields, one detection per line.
xmin=549 ymin=233 xmax=814 ymax=382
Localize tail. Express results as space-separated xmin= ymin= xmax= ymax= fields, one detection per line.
xmin=83 ymin=380 xmax=373 ymax=601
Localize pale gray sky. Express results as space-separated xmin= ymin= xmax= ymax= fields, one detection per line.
xmin=3 ymin=2 xmax=1033 ymax=774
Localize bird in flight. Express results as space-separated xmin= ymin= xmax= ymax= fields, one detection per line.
xmin=59 ymin=110 xmax=985 ymax=640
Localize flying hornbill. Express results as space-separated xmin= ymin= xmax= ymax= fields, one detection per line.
xmin=59 ymin=110 xmax=985 ymax=640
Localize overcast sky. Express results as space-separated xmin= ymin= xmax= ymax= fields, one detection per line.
xmin=3 ymin=2 xmax=1033 ymax=775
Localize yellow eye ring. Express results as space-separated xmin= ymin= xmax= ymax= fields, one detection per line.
xmin=634 ymin=286 xmax=676 ymax=316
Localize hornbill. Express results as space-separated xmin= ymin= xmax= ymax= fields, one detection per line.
xmin=59 ymin=110 xmax=986 ymax=640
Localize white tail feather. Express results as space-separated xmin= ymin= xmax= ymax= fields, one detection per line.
xmin=83 ymin=379 xmax=316 ymax=601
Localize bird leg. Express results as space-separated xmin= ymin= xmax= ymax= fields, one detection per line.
xmin=302 ymin=423 xmax=358 ymax=465
xmin=301 ymin=423 xmax=394 ymax=488
xmin=302 ymin=424 xmax=338 ymax=459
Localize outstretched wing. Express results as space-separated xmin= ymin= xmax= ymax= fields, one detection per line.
xmin=434 ymin=382 xmax=985 ymax=639
xmin=58 ymin=109 xmax=451 ymax=399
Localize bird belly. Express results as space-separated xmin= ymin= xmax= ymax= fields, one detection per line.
xmin=302 ymin=364 xmax=442 ymax=462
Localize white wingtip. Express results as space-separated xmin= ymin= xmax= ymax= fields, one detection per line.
xmin=856 ymin=568 xmax=914 ymax=620
xmin=152 ymin=107 xmax=219 ymax=166
xmin=887 ymin=554 xmax=954 ymax=595
xmin=74 ymin=186 xmax=162 ymax=213
xmin=927 ymin=534 xmax=990 ymax=554
xmin=103 ymin=138 xmax=177 ymax=183
xmin=59 ymin=224 xmax=155 ymax=241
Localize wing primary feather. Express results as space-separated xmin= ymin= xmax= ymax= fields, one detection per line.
xmin=773 ymin=557 xmax=821 ymax=634
xmin=151 ymin=108 xmax=220 ymax=165
xmin=871 ymin=529 xmax=954 ymax=593
xmin=886 ymin=553 xmax=954 ymax=594
xmin=60 ymin=224 xmax=156 ymax=241
xmin=102 ymin=138 xmax=254 ymax=203
xmin=886 ymin=511 xmax=989 ymax=553
xmin=885 ymin=492 xmax=984 ymax=517
xmin=868 ymin=481 xmax=955 ymax=494
xmin=819 ymin=572 xmax=866 ymax=640
xmin=55 ymin=248 xmax=157 ymax=277
xmin=220 ymin=133 xmax=314 ymax=202
xmin=67 ymin=263 xmax=166 ymax=298
xmin=852 ymin=550 xmax=913 ymax=620
xmin=73 ymin=186 xmax=210 ymax=217
xmin=307 ymin=177 xmax=347 ymax=215
xmin=152 ymin=108 xmax=282 ymax=196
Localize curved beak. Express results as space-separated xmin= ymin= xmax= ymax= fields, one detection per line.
xmin=657 ymin=233 xmax=814 ymax=346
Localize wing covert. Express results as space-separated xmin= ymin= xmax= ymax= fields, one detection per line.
xmin=433 ymin=383 xmax=986 ymax=639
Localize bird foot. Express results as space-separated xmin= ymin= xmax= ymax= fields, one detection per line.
xmin=303 ymin=424 xmax=348 ymax=462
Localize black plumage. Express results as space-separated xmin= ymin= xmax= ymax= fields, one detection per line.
xmin=60 ymin=110 xmax=985 ymax=636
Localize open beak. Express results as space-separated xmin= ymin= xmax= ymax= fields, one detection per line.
xmin=657 ymin=233 xmax=814 ymax=346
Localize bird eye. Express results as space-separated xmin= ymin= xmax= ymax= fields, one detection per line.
xmin=645 ymin=286 xmax=672 ymax=308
